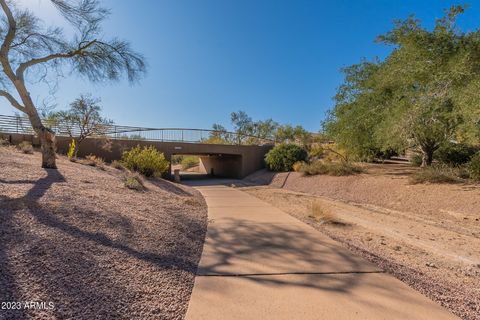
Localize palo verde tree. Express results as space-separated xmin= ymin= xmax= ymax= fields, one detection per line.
xmin=0 ymin=0 xmax=145 ymax=168
xmin=53 ymin=94 xmax=112 ymax=156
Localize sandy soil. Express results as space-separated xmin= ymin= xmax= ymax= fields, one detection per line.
xmin=0 ymin=146 xmax=207 ymax=320
xmin=242 ymin=163 xmax=480 ymax=320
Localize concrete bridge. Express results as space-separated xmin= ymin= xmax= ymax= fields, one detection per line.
xmin=1 ymin=115 xmax=274 ymax=179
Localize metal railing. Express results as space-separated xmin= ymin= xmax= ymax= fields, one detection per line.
xmin=0 ymin=114 xmax=275 ymax=145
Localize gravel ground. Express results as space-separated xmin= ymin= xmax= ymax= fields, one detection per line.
xmin=0 ymin=146 xmax=207 ymax=320
xmin=243 ymin=164 xmax=480 ymax=320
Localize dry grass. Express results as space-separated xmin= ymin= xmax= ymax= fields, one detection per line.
xmin=111 ymin=160 xmax=125 ymax=170
xmin=17 ymin=141 xmax=33 ymax=154
xmin=302 ymin=161 xmax=364 ymax=176
xmin=78 ymin=154 xmax=105 ymax=170
xmin=409 ymin=165 xmax=463 ymax=184
xmin=0 ymin=136 xmax=9 ymax=146
xmin=308 ymin=200 xmax=344 ymax=225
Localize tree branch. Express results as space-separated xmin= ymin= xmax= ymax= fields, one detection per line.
xmin=0 ymin=0 xmax=19 ymax=83
xmin=0 ymin=90 xmax=26 ymax=112
xmin=16 ymin=40 xmax=97 ymax=79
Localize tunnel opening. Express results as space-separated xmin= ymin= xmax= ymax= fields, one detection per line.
xmin=170 ymin=153 xmax=243 ymax=180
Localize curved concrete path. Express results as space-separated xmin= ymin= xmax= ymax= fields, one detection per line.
xmin=185 ymin=183 xmax=458 ymax=320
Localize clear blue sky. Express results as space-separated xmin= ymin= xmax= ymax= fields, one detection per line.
xmin=2 ymin=0 xmax=480 ymax=131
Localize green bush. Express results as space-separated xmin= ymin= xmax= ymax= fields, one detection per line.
xmin=467 ymin=152 xmax=480 ymax=181
xmin=301 ymin=161 xmax=364 ymax=176
xmin=171 ymin=154 xmax=184 ymax=164
xmin=122 ymin=145 xmax=169 ymax=177
xmin=124 ymin=173 xmax=146 ymax=191
xmin=436 ymin=143 xmax=478 ymax=166
xmin=265 ymin=144 xmax=308 ymax=172
xmin=181 ymin=155 xmax=199 ymax=170
xmin=410 ymin=165 xmax=461 ymax=184
xmin=410 ymin=153 xmax=423 ymax=167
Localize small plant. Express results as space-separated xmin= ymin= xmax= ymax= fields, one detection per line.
xmin=0 ymin=136 xmax=9 ymax=146
xmin=82 ymin=154 xmax=105 ymax=169
xmin=111 ymin=160 xmax=125 ymax=170
xmin=308 ymin=200 xmax=343 ymax=225
xmin=67 ymin=138 xmax=77 ymax=160
xmin=124 ymin=173 xmax=146 ymax=191
xmin=181 ymin=155 xmax=199 ymax=170
xmin=467 ymin=152 xmax=480 ymax=181
xmin=410 ymin=165 xmax=461 ymax=184
xmin=301 ymin=160 xmax=364 ymax=176
xmin=17 ymin=141 xmax=33 ymax=154
xmin=265 ymin=144 xmax=308 ymax=172
xmin=292 ymin=161 xmax=305 ymax=172
xmin=122 ymin=145 xmax=169 ymax=177
xmin=410 ymin=153 xmax=423 ymax=167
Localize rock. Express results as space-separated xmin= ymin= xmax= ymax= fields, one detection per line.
xmin=426 ymin=262 xmax=438 ymax=268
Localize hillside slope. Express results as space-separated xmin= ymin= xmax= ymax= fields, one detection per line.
xmin=0 ymin=146 xmax=207 ymax=320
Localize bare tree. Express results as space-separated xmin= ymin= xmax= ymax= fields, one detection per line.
xmin=0 ymin=0 xmax=145 ymax=168
xmin=54 ymin=94 xmax=112 ymax=156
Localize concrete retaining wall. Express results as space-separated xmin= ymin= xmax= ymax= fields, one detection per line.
xmin=2 ymin=133 xmax=273 ymax=179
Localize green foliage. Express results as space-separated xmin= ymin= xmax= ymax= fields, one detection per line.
xmin=67 ymin=139 xmax=76 ymax=160
xmin=210 ymin=111 xmax=315 ymax=146
xmin=122 ymin=145 xmax=169 ymax=177
xmin=124 ymin=173 xmax=146 ymax=191
xmin=410 ymin=154 xmax=423 ymax=167
xmin=181 ymin=156 xmax=199 ymax=170
xmin=17 ymin=141 xmax=33 ymax=154
xmin=436 ymin=143 xmax=478 ymax=166
xmin=410 ymin=165 xmax=462 ymax=184
xmin=323 ymin=5 xmax=480 ymax=165
xmin=301 ymin=161 xmax=364 ymax=176
xmin=467 ymin=152 xmax=480 ymax=181
xmin=265 ymin=144 xmax=308 ymax=172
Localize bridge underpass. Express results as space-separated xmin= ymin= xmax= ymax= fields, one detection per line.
xmin=1 ymin=114 xmax=274 ymax=179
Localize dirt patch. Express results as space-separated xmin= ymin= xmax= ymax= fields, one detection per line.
xmin=242 ymin=163 xmax=480 ymax=320
xmin=0 ymin=146 xmax=207 ymax=320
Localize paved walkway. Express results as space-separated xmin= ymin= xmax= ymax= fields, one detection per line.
xmin=185 ymin=183 xmax=458 ymax=320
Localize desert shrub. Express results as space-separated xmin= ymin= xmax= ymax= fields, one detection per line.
xmin=410 ymin=153 xmax=423 ymax=167
xmin=123 ymin=173 xmax=146 ymax=191
xmin=111 ymin=160 xmax=125 ymax=170
xmin=122 ymin=145 xmax=169 ymax=177
xmin=171 ymin=154 xmax=184 ymax=164
xmin=181 ymin=155 xmax=199 ymax=170
xmin=67 ymin=139 xmax=76 ymax=160
xmin=308 ymin=200 xmax=344 ymax=225
xmin=436 ymin=143 xmax=478 ymax=166
xmin=265 ymin=144 xmax=307 ymax=172
xmin=301 ymin=161 xmax=364 ymax=176
xmin=77 ymin=154 xmax=104 ymax=169
xmin=17 ymin=141 xmax=33 ymax=154
xmin=467 ymin=152 xmax=480 ymax=181
xmin=410 ymin=165 xmax=461 ymax=184
xmin=0 ymin=136 xmax=9 ymax=146
xmin=292 ymin=161 xmax=305 ymax=172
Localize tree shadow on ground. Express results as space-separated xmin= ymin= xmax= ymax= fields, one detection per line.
xmin=194 ymin=217 xmax=436 ymax=318
xmin=0 ymin=169 xmax=205 ymax=319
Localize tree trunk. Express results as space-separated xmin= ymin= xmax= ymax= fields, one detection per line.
xmin=420 ymin=146 xmax=434 ymax=167
xmin=28 ymin=112 xmax=57 ymax=169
